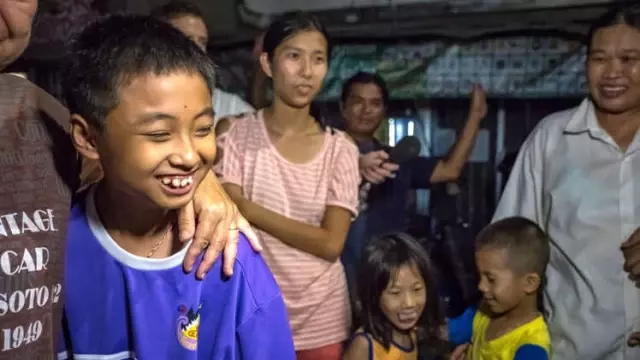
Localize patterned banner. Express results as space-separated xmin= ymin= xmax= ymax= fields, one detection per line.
xmin=318 ymin=37 xmax=588 ymax=99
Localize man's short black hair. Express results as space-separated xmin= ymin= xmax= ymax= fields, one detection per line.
xmin=150 ymin=0 xmax=205 ymax=22
xmin=62 ymin=14 xmax=216 ymax=129
xmin=476 ymin=216 xmax=550 ymax=278
xmin=341 ymin=72 xmax=389 ymax=109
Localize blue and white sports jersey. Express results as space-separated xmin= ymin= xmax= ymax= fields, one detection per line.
xmin=58 ymin=188 xmax=295 ymax=360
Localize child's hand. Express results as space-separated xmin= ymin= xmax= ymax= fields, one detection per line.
xmin=628 ymin=332 xmax=640 ymax=347
xmin=450 ymin=343 xmax=469 ymax=360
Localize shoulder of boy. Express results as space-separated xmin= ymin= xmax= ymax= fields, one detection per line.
xmin=228 ymin=233 xmax=281 ymax=305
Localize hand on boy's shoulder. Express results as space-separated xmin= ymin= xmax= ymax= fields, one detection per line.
xmin=180 ymin=169 xmax=261 ymax=279
xmin=223 ymin=231 xmax=262 ymax=270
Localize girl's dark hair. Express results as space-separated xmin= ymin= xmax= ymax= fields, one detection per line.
xmin=586 ymin=6 xmax=640 ymax=54
xmin=353 ymin=233 xmax=447 ymax=356
xmin=262 ymin=11 xmax=332 ymax=60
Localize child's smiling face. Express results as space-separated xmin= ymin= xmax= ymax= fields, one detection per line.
xmin=379 ymin=262 xmax=427 ymax=331
xmin=74 ymin=72 xmax=216 ymax=210
xmin=476 ymin=247 xmax=539 ymax=315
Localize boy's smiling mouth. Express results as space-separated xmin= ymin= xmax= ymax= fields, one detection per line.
xmin=159 ymin=175 xmax=194 ymax=188
xmin=157 ymin=174 xmax=197 ymax=196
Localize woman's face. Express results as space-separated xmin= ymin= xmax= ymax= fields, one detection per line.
xmin=260 ymin=30 xmax=328 ymax=109
xmin=587 ymin=24 xmax=640 ymax=115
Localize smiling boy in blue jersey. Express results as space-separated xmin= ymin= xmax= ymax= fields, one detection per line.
xmin=57 ymin=14 xmax=294 ymax=360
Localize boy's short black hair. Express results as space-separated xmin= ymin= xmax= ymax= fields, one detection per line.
xmin=63 ymin=14 xmax=216 ymax=129
xmin=341 ymin=72 xmax=389 ymax=109
xmin=476 ymin=216 xmax=550 ymax=278
xmin=150 ymin=0 xmax=205 ymax=22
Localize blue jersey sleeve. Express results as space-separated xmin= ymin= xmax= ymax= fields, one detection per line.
xmin=447 ymin=306 xmax=476 ymax=345
xmin=514 ymin=344 xmax=549 ymax=360
xmin=236 ymin=296 xmax=295 ymax=360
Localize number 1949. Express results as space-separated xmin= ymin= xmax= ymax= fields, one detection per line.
xmin=1 ymin=320 xmax=43 ymax=352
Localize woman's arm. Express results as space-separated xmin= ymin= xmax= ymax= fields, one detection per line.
xmin=225 ymin=183 xmax=351 ymax=262
xmin=216 ymin=121 xmax=360 ymax=262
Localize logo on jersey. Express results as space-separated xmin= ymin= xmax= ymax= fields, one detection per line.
xmin=176 ymin=303 xmax=201 ymax=350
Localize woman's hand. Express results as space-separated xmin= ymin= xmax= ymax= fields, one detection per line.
xmin=178 ymin=171 xmax=261 ymax=279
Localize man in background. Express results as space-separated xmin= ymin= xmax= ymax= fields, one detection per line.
xmin=340 ymin=72 xmax=487 ymax=287
xmin=151 ymin=0 xmax=254 ymax=122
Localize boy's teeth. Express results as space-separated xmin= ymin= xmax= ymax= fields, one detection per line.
xmin=161 ymin=176 xmax=194 ymax=188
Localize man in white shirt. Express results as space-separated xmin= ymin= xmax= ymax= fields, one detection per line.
xmin=493 ymin=8 xmax=640 ymax=359
xmin=152 ymin=1 xmax=254 ymax=123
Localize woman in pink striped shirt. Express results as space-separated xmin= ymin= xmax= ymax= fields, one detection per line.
xmin=214 ymin=12 xmax=360 ymax=360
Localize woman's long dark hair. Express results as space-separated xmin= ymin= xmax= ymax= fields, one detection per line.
xmin=352 ymin=233 xmax=447 ymax=357
xmin=262 ymin=11 xmax=332 ymax=61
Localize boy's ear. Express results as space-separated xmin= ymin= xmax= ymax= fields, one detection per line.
xmin=522 ymin=273 xmax=541 ymax=295
xmin=70 ymin=114 xmax=100 ymax=161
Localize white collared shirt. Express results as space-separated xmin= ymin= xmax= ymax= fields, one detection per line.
xmin=493 ymin=98 xmax=640 ymax=360
xmin=212 ymin=88 xmax=254 ymax=124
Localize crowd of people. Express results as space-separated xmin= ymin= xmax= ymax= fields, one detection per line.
xmin=1 ymin=0 xmax=639 ymax=359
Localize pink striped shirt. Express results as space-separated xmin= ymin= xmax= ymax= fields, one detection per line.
xmin=215 ymin=110 xmax=360 ymax=350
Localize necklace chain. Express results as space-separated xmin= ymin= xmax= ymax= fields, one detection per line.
xmin=146 ymin=225 xmax=172 ymax=258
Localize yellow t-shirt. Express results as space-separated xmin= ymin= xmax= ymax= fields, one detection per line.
xmin=467 ymin=310 xmax=550 ymax=360
xmin=352 ymin=329 xmax=417 ymax=360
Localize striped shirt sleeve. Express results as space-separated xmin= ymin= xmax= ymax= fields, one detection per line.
xmin=326 ymin=136 xmax=360 ymax=216
xmin=214 ymin=121 xmax=243 ymax=186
